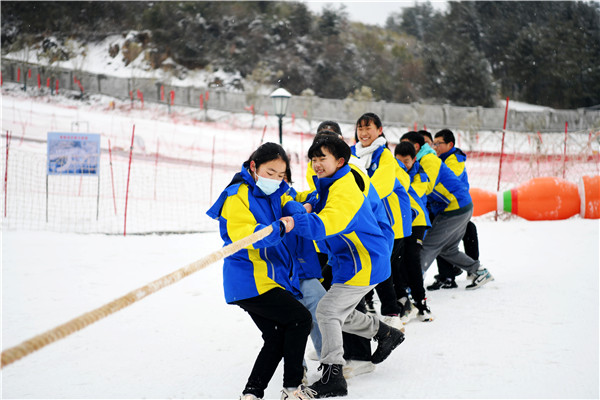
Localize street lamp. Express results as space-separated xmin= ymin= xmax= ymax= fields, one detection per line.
xmin=270 ymin=88 xmax=292 ymax=144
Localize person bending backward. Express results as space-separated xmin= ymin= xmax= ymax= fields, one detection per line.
xmin=281 ymin=135 xmax=405 ymax=399
xmin=351 ymin=113 xmax=412 ymax=328
xmin=206 ymin=142 xmax=314 ymax=400
xmin=399 ymin=131 xmax=494 ymax=290
xmin=427 ymin=129 xmax=481 ymax=290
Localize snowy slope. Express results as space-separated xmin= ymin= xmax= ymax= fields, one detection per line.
xmin=1 ymin=219 xmax=598 ymax=399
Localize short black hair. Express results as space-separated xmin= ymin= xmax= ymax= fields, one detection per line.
xmin=317 ymin=121 xmax=342 ymax=136
xmin=354 ymin=112 xmax=383 ymax=142
xmin=418 ymin=130 xmax=433 ymax=142
xmin=308 ymin=135 xmax=350 ymax=166
xmin=435 ymin=129 xmax=456 ymax=145
xmin=314 ymin=129 xmax=342 ymax=141
xmin=395 ymin=141 xmax=416 ymax=158
xmin=400 ymin=131 xmax=424 ymax=147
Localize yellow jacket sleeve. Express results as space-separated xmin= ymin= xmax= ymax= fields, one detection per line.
xmin=370 ymin=149 xmax=398 ymax=199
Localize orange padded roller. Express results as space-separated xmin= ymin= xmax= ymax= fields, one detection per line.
xmin=497 ymin=177 xmax=580 ymax=220
xmin=579 ymin=175 xmax=600 ymax=219
xmin=470 ymin=188 xmax=496 ymax=217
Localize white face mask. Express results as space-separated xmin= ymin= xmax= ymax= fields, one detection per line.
xmin=255 ymin=175 xmax=282 ymax=195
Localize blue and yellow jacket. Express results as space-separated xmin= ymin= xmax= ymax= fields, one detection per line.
xmin=291 ymin=164 xmax=391 ymax=286
xmin=284 ymin=187 xmax=323 ymax=281
xmin=206 ymin=163 xmax=301 ymax=303
xmin=439 ymin=147 xmax=469 ymax=189
xmin=417 ymin=144 xmax=472 ymax=216
xmin=351 ymin=145 xmax=412 ymax=239
xmin=401 ymin=159 xmax=429 ymax=208
xmin=395 ymin=162 xmax=430 ymax=228
xmin=303 ymin=158 xmax=394 ymax=253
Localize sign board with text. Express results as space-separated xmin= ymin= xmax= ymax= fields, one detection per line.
xmin=47 ymin=132 xmax=101 ymax=175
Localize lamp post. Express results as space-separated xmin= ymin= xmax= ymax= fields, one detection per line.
xmin=270 ymin=88 xmax=292 ymax=145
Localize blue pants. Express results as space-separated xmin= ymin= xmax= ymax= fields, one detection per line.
xmin=298 ymin=278 xmax=326 ymax=358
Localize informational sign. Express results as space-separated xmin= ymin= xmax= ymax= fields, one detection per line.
xmin=47 ymin=132 xmax=101 ymax=175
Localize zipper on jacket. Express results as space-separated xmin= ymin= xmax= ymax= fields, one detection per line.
xmin=340 ymin=235 xmax=358 ymax=275
xmin=262 ymin=248 xmax=275 ymax=279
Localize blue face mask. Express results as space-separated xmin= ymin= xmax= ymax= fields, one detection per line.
xmin=256 ymin=175 xmax=282 ymax=195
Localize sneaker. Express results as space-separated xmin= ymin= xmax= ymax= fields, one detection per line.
xmin=414 ymin=298 xmax=434 ymax=322
xmin=398 ymin=297 xmax=418 ymax=324
xmin=371 ymin=323 xmax=405 ymax=364
xmin=426 ymin=277 xmax=457 ymax=290
xmin=309 ymin=364 xmax=347 ymax=398
xmin=281 ymin=384 xmax=317 ymax=400
xmin=342 ymin=359 xmax=376 ymax=379
xmin=240 ymin=394 xmax=262 ymax=400
xmin=466 ymin=268 xmax=494 ymax=290
xmin=381 ymin=314 xmax=405 ymax=332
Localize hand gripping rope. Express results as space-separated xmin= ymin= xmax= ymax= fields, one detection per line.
xmin=1 ymin=224 xmax=274 ymax=368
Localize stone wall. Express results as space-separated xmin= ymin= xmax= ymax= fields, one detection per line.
xmin=2 ymin=59 xmax=599 ymax=133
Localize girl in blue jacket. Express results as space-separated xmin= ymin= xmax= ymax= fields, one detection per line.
xmin=206 ymin=142 xmax=312 ymax=400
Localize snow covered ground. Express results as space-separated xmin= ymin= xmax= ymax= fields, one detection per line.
xmin=2 ymin=41 xmax=599 ymax=399
xmin=2 ymin=218 xmax=599 ymax=399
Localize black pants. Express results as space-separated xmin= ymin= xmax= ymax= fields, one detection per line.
xmin=436 ymin=220 xmax=479 ymax=279
xmin=393 ymin=226 xmax=427 ymax=302
xmin=366 ymin=238 xmax=403 ymax=315
xmin=235 ymin=288 xmax=312 ymax=398
xmin=380 ymin=238 xmax=404 ymax=315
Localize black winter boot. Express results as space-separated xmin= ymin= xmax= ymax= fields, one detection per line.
xmin=308 ymin=364 xmax=347 ymax=398
xmin=371 ymin=321 xmax=405 ymax=364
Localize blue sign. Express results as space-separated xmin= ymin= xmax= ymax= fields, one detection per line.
xmin=47 ymin=132 xmax=101 ymax=175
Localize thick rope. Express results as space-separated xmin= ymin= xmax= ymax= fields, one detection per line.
xmin=1 ymin=224 xmax=274 ymax=368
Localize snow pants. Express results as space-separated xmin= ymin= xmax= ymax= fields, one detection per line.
xmin=421 ymin=205 xmax=480 ymax=275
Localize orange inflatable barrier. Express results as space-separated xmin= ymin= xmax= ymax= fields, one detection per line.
xmin=470 ymin=175 xmax=600 ymax=220
xmin=470 ymin=188 xmax=496 ymax=217
xmin=579 ymin=175 xmax=600 ymax=219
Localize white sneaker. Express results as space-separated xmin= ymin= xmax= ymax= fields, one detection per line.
xmin=398 ymin=298 xmax=418 ymax=324
xmin=414 ymin=299 xmax=435 ymax=322
xmin=281 ymin=384 xmax=317 ymax=400
xmin=381 ymin=315 xmax=405 ymax=332
xmin=240 ymin=394 xmax=262 ymax=400
xmin=342 ymin=359 xmax=376 ymax=379
xmin=466 ymin=268 xmax=494 ymax=290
